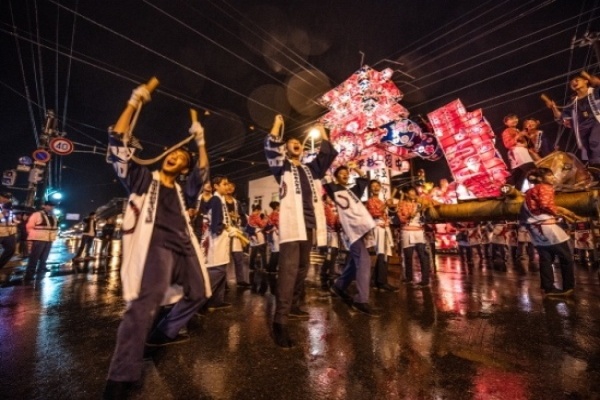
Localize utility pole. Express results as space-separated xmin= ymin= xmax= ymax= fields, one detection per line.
xmin=25 ymin=110 xmax=57 ymax=207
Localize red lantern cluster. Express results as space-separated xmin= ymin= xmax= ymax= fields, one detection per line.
xmin=427 ymin=100 xmax=510 ymax=198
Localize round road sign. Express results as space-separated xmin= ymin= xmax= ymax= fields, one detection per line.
xmin=32 ymin=149 xmax=51 ymax=163
xmin=49 ymin=138 xmax=74 ymax=155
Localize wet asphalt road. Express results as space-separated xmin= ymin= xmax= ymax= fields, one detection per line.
xmin=1 ymin=240 xmax=600 ymax=400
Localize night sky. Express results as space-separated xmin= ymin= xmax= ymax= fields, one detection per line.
xmin=0 ymin=0 xmax=597 ymax=218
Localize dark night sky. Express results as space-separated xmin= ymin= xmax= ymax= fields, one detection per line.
xmin=0 ymin=0 xmax=598 ymax=217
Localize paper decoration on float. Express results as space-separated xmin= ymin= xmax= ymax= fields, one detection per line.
xmin=319 ymin=66 xmax=409 ymax=134
xmin=318 ymin=65 xmax=440 ymax=172
xmin=427 ymin=99 xmax=510 ymax=198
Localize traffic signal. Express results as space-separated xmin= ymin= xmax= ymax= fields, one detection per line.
xmin=2 ymin=170 xmax=16 ymax=186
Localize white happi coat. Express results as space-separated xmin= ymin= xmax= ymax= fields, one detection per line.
xmin=264 ymin=135 xmax=338 ymax=247
xmin=203 ymin=192 xmax=231 ymax=267
xmin=109 ymin=135 xmax=212 ymax=305
xmin=324 ymin=178 xmax=375 ymax=246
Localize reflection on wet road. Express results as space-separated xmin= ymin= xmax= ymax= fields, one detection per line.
xmin=1 ymin=241 xmax=600 ymax=399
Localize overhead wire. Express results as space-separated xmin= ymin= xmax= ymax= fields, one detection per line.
xmin=143 ymin=0 xmax=322 ymax=100
xmin=404 ymin=10 xmax=600 ymax=97
xmin=410 ymin=46 xmax=573 ymax=110
xmin=212 ymin=0 xmax=330 ymax=86
xmin=32 ymin=0 xmax=46 ymax=114
xmin=403 ymin=0 xmax=550 ymax=74
xmin=54 ymin=0 xmax=59 ymax=118
xmin=47 ymin=0 xmax=303 ymax=125
xmin=8 ymin=1 xmax=39 ymax=147
xmin=24 ymin=0 xmax=43 ymax=123
xmin=44 ymin=0 xmax=327 ymax=157
xmin=380 ymin=0 xmax=505 ymax=63
xmin=7 ymin=1 xmax=330 ymax=165
xmin=61 ymin=0 xmax=78 ymax=133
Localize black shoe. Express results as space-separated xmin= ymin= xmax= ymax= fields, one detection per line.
xmin=236 ymin=282 xmax=252 ymax=289
xmin=273 ymin=323 xmax=294 ymax=348
xmin=146 ymin=330 xmax=190 ymax=347
xmin=289 ymin=307 xmax=309 ymax=320
xmin=207 ymin=302 xmax=232 ymax=312
xmin=377 ymin=283 xmax=399 ymax=292
xmin=351 ymin=302 xmax=381 ymax=317
xmin=37 ymin=267 xmax=50 ymax=273
xmin=329 ymin=284 xmax=353 ymax=305
xmin=103 ymin=379 xmax=135 ymax=400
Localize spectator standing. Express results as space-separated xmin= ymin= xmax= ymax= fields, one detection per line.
xmin=25 ymin=201 xmax=58 ymax=279
xmin=73 ymin=212 xmax=97 ymax=261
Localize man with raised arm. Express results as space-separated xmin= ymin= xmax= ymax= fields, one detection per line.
xmin=103 ymin=83 xmax=211 ymax=399
xmin=264 ymin=114 xmax=337 ymax=348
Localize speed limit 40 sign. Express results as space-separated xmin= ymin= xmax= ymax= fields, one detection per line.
xmin=49 ymin=138 xmax=74 ymax=155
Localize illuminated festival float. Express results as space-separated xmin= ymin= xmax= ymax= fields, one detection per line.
xmin=316 ymin=66 xmax=599 ymax=251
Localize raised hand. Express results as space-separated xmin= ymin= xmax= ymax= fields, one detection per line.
xmin=271 ymin=114 xmax=284 ymax=137
xmin=189 ymin=121 xmax=205 ymax=147
xmin=128 ymin=85 xmax=151 ymax=109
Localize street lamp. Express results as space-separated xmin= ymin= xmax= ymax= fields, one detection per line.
xmin=46 ymin=188 xmax=63 ymax=202
xmin=302 ymin=127 xmax=321 ymax=153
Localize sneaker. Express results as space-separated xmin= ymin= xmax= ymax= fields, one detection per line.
xmin=289 ymin=307 xmax=309 ymax=320
xmin=329 ymin=284 xmax=353 ymax=304
xmin=351 ymin=302 xmax=381 ymax=317
xmin=208 ymin=302 xmax=233 ymax=312
xmin=376 ymin=283 xmax=399 ymax=292
xmin=146 ymin=331 xmax=190 ymax=347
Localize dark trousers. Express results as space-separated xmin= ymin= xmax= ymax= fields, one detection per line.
xmin=274 ymin=230 xmax=312 ymax=324
xmin=107 ymin=245 xmax=206 ymax=382
xmin=518 ymin=242 xmax=536 ymax=263
xmin=19 ymin=239 xmax=29 ymax=257
xmin=26 ymin=240 xmax=53 ymax=273
xmin=0 ymin=235 xmax=16 ymax=268
xmin=267 ymin=251 xmax=279 ymax=273
xmin=580 ymin=122 xmax=600 ymax=164
xmin=202 ymin=265 xmax=228 ymax=307
xmin=100 ymin=238 xmax=113 ymax=257
xmin=403 ymin=243 xmax=431 ymax=284
xmin=536 ymin=241 xmax=574 ymax=291
xmin=335 ymin=238 xmax=371 ymax=303
xmin=231 ymin=251 xmax=247 ymax=283
xmin=75 ymin=235 xmax=94 ymax=257
xmin=373 ymin=254 xmax=388 ymax=286
xmin=320 ymin=247 xmax=339 ymax=282
xmin=249 ymin=243 xmax=267 ymax=270
xmin=508 ymin=162 xmax=536 ymax=191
